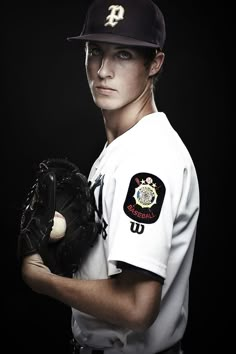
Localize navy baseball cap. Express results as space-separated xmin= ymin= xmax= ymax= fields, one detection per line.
xmin=67 ymin=0 xmax=166 ymax=50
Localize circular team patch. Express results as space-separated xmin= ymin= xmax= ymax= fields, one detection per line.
xmin=123 ymin=173 xmax=165 ymax=224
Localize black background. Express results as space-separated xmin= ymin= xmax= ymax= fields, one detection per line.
xmin=3 ymin=1 xmax=230 ymax=353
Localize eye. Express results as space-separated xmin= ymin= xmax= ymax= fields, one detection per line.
xmin=88 ymin=47 xmax=102 ymax=57
xmin=117 ymin=50 xmax=132 ymax=60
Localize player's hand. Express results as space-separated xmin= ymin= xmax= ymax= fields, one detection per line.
xmin=18 ymin=157 xmax=100 ymax=277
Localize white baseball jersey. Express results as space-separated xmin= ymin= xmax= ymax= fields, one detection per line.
xmin=72 ymin=112 xmax=200 ymax=354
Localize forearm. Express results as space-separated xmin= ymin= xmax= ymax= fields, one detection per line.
xmin=22 ymin=257 xmax=161 ymax=331
xmin=48 ymin=275 xmax=140 ymax=329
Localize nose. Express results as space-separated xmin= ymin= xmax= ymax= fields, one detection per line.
xmin=97 ymin=57 xmax=114 ymax=79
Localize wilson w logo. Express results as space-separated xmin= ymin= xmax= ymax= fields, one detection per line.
xmin=130 ymin=222 xmax=145 ymax=234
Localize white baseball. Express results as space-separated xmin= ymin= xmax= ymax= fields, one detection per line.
xmin=50 ymin=211 xmax=67 ymax=242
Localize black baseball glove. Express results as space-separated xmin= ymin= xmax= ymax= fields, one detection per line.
xmin=18 ymin=158 xmax=100 ymax=277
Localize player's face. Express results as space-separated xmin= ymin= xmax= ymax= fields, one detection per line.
xmin=85 ymin=42 xmax=153 ymax=111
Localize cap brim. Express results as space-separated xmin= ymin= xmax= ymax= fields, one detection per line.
xmin=67 ymin=33 xmax=161 ymax=49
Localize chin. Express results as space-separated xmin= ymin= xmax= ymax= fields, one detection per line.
xmin=93 ymin=97 xmax=122 ymax=111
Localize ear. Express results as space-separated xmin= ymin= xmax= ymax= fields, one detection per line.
xmin=149 ymin=51 xmax=165 ymax=77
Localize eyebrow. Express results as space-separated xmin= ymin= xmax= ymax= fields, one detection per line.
xmin=115 ymin=46 xmax=134 ymax=50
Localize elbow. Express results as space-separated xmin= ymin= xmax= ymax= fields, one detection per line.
xmin=127 ymin=306 xmax=160 ymax=332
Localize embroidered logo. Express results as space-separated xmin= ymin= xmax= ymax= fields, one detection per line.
xmin=104 ymin=5 xmax=125 ymax=27
xmin=123 ymin=173 xmax=165 ymax=224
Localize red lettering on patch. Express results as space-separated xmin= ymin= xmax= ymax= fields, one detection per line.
xmin=127 ymin=205 xmax=155 ymax=219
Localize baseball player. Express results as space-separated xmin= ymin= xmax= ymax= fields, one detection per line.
xmin=20 ymin=1 xmax=200 ymax=353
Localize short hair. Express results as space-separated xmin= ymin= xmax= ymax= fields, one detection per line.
xmin=133 ymin=46 xmax=164 ymax=88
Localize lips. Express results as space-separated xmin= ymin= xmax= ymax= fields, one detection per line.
xmin=95 ymin=86 xmax=116 ymax=94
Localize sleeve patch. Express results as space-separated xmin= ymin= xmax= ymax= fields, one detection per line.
xmin=123 ymin=172 xmax=165 ymax=224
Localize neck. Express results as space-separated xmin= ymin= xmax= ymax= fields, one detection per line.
xmin=102 ymin=90 xmax=158 ymax=145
